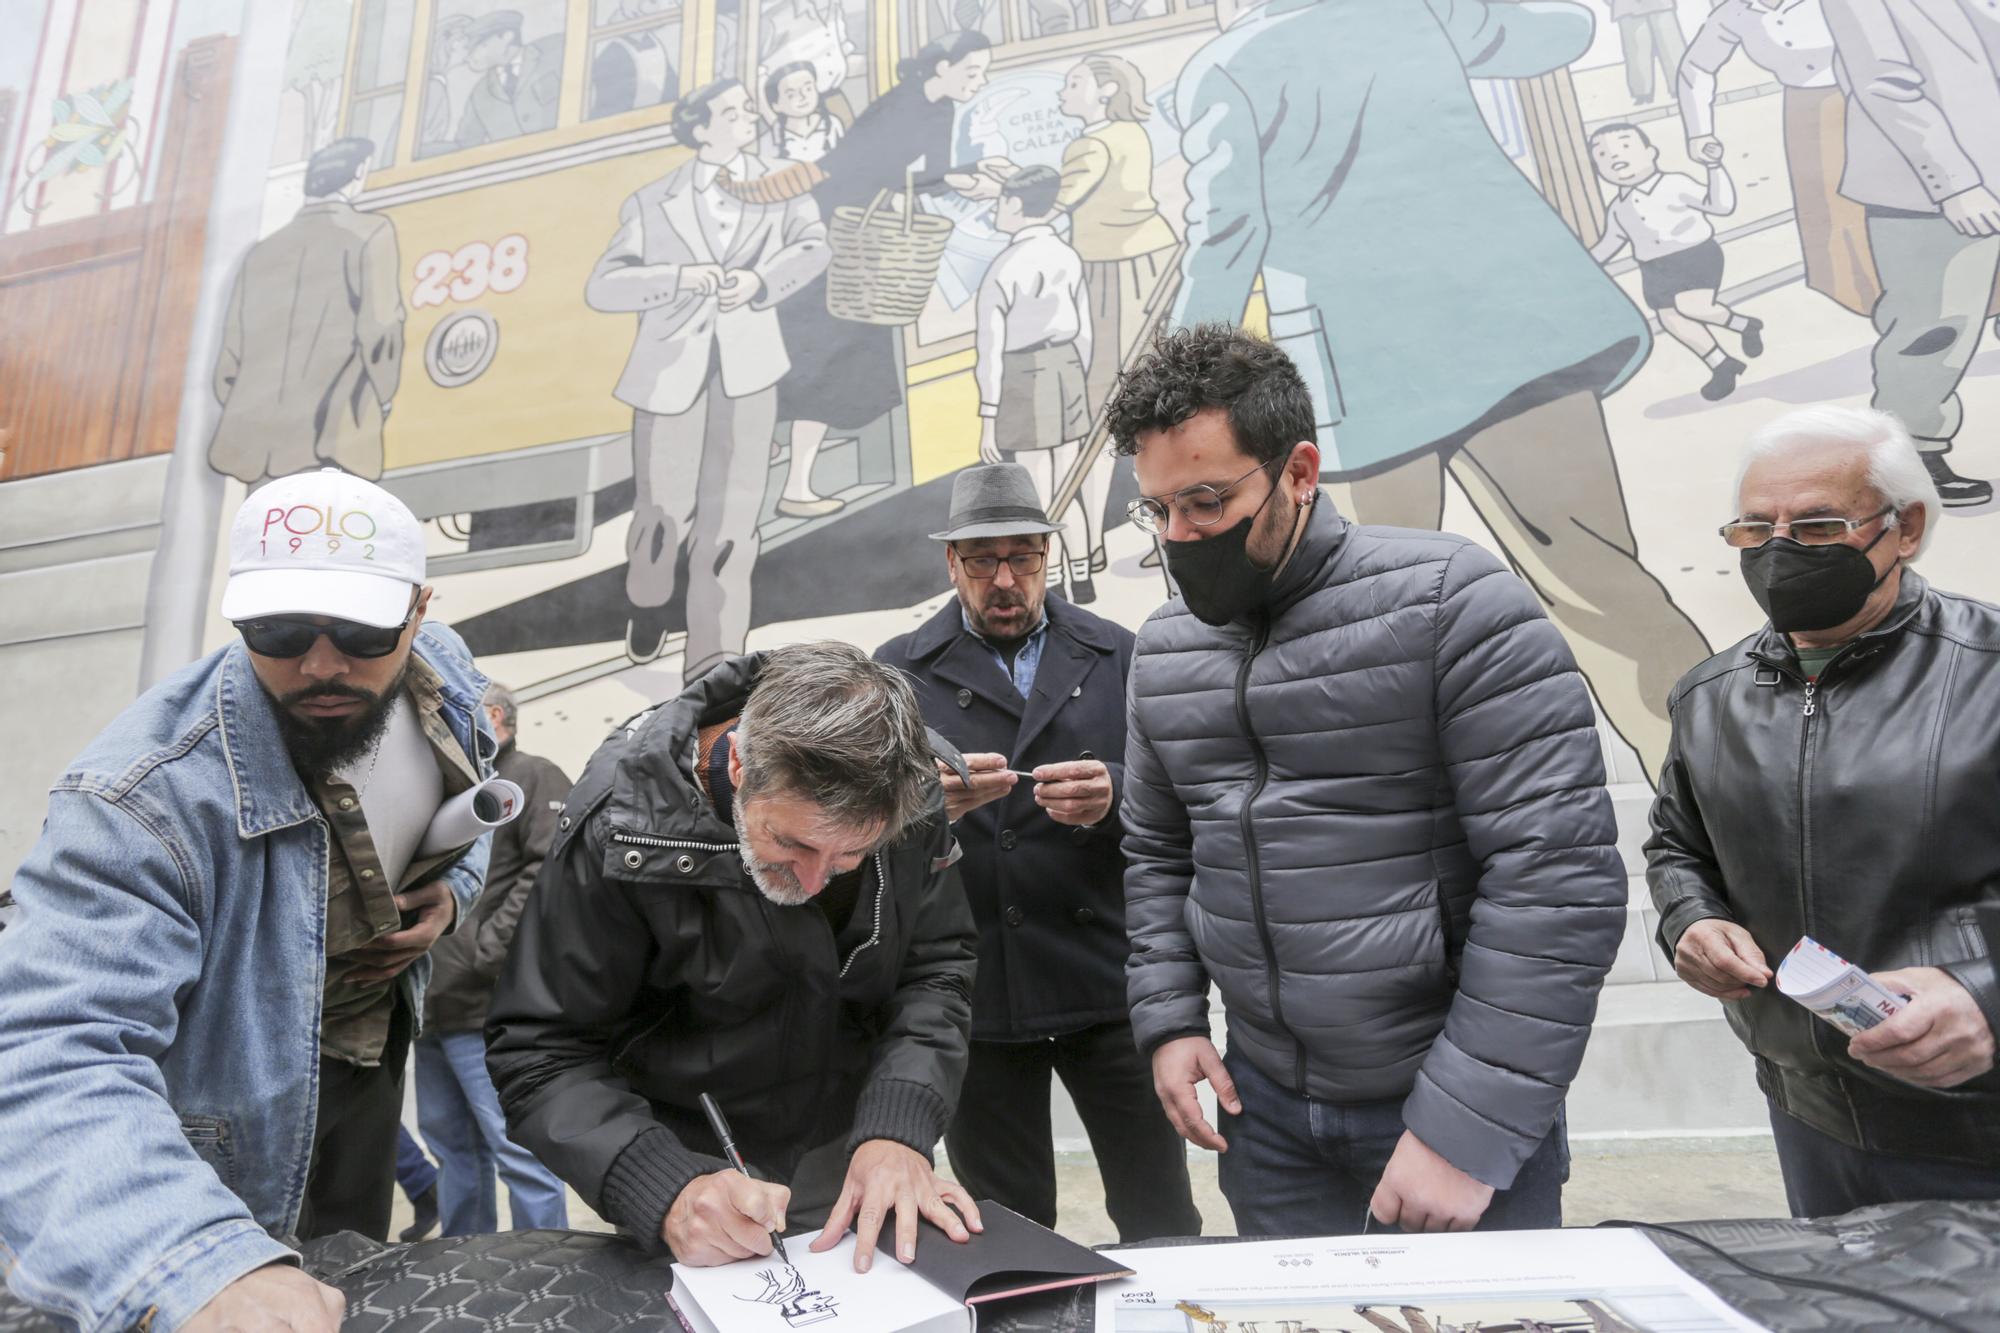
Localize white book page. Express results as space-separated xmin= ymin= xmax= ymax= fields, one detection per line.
xmin=1094 ymin=1229 xmax=1768 ymax=1332
xmin=671 ymin=1228 xmax=968 ymax=1333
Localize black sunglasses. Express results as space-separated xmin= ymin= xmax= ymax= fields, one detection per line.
xmin=234 ymin=615 xmax=411 ymax=660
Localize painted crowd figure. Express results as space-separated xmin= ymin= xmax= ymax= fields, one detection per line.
xmin=1822 ymin=0 xmax=2000 ymax=508
xmin=586 ymin=79 xmax=829 ymax=675
xmin=1169 ymin=0 xmax=1709 ymax=779
xmin=209 ymin=138 xmax=403 ymax=485
xmin=779 ymin=30 xmax=996 ymax=438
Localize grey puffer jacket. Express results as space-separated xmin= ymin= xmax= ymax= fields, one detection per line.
xmin=1123 ymin=500 xmax=1625 ymax=1189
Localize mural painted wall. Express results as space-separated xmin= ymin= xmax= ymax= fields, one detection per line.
xmin=5 ymin=0 xmax=2000 ymax=896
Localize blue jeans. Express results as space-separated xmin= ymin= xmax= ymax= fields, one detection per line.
xmin=1217 ymin=1045 xmax=1568 ymax=1236
xmin=395 ymin=1125 xmax=438 ymax=1200
xmin=414 ymin=1031 xmax=569 ymax=1236
xmin=1768 ymin=1100 xmax=2000 ymax=1218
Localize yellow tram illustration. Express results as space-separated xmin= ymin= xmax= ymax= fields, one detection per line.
xmin=339 ymin=0 xmax=1231 ymax=576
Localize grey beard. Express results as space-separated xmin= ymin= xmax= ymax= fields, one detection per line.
xmin=733 ymin=795 xmax=814 ymax=906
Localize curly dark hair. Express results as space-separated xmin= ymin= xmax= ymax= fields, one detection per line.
xmin=1105 ymin=323 xmax=1317 ymax=464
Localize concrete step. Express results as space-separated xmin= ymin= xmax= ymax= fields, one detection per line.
xmin=1569 ymin=981 xmax=1768 ymax=1138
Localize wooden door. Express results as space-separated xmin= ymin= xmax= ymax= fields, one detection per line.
xmin=0 ymin=36 xmax=234 ymax=482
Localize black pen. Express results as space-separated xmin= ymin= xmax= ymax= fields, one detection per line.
xmin=699 ymin=1092 xmax=790 ymax=1266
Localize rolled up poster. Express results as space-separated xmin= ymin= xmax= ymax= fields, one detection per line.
xmin=419 ymin=777 xmax=524 ymax=856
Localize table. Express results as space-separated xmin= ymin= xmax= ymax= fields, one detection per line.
xmin=3 ymin=1201 xmax=1996 ymax=1332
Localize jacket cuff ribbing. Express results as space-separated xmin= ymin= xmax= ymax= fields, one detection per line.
xmin=600 ymin=1126 xmax=731 ymax=1255
xmin=845 ymin=1078 xmax=950 ymax=1157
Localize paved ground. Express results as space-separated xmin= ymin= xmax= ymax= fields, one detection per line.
xmin=387 ymin=1134 xmax=1793 ymax=1248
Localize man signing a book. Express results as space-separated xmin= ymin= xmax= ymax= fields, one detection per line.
xmin=1648 ymin=405 xmax=2000 ymax=1216
xmin=487 ymin=643 xmax=983 ymax=1271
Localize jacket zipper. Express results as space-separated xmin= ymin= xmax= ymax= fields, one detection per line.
xmin=609 ymin=830 xmax=736 ymax=853
xmin=837 ymin=852 xmax=889 ymax=979
xmin=1234 ymin=614 xmax=1302 ymax=1089
xmin=1796 ymin=674 xmax=1824 ymax=1064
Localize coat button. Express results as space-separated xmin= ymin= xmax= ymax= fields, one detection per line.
xmin=359 ymin=868 xmax=376 ymax=881
xmin=1005 ymin=906 xmax=1024 ymax=927
xmin=1073 ymin=907 xmax=1095 ymax=925
xmin=999 ymin=829 xmax=1017 ymax=850
xmin=624 ymin=849 xmax=644 ymax=870
xmin=675 ymin=854 xmax=695 ymax=874
xmin=1070 ymin=685 xmax=1082 ymax=697
xmin=956 ymin=688 xmax=972 ymax=709
xmin=338 ymin=796 xmax=357 ymax=811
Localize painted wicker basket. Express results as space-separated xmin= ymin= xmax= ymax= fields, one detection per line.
xmin=825 ymin=186 xmax=953 ymax=326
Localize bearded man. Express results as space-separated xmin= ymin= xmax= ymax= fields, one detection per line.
xmin=0 ymin=469 xmax=493 ymax=1333
xmin=487 ymin=642 xmax=983 ymax=1274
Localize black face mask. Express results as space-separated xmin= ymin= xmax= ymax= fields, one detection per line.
xmin=1739 ymin=526 xmax=1895 ymax=633
xmin=1163 ymin=473 xmax=1305 ymax=628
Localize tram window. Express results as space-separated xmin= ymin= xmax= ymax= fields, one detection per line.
xmin=348 ymin=0 xmax=417 ymax=168
xmin=1106 ymin=0 xmax=1168 ymax=23
xmin=758 ymin=0 xmax=861 ymax=106
xmin=409 ymin=3 xmax=568 ymax=151
xmin=588 ymin=0 xmax=684 ymax=120
xmin=924 ymin=0 xmax=1005 ymax=46
xmin=1015 ymin=0 xmax=1095 ymax=38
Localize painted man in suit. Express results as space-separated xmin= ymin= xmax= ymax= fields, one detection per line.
xmin=455 ymin=9 xmax=563 ymax=149
xmin=1822 ymin=0 xmax=2000 ymax=508
xmin=585 ymin=79 xmax=829 ymax=675
xmin=209 ymin=137 xmax=402 ymax=483
xmin=1170 ymin=0 xmax=1709 ymax=781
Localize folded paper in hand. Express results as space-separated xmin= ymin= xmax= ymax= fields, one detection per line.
xmin=1776 ymin=936 xmax=1905 ymax=1037
xmin=418 ymin=777 xmax=524 ymax=856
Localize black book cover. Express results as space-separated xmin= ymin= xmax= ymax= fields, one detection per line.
xmin=909 ymin=1201 xmax=1135 ymax=1305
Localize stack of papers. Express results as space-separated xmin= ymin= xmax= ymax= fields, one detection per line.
xmin=1094 ymin=1229 xmax=1769 ymax=1332
xmin=1775 ymin=936 xmax=1905 ymax=1037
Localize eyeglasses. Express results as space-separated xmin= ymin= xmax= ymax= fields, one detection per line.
xmin=1127 ymin=459 xmax=1279 ymax=536
xmin=1718 ymin=506 xmax=1894 ymax=549
xmin=234 ymin=615 xmax=411 ymax=660
xmin=954 ymin=549 xmax=1046 ymax=579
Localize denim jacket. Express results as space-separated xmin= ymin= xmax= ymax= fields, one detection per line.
xmin=0 ymin=623 xmax=492 ymax=1333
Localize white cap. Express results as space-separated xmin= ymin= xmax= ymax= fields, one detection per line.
xmin=221 ymin=469 xmax=426 ymax=628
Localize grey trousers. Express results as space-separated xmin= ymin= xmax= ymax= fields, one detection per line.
xmin=1335 ymin=390 xmax=1710 ymax=784
xmin=1617 ymin=11 xmax=1686 ymax=103
xmin=626 ymin=378 xmax=778 ymax=678
xmin=1865 ymin=211 xmax=2000 ymax=449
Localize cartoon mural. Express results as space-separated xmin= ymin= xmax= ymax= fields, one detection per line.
xmin=210 ymin=136 xmax=405 ymax=483
xmin=5 ymin=0 xmax=2000 ymax=997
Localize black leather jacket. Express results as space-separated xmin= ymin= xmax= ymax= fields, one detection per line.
xmin=485 ymin=655 xmax=977 ymax=1251
xmin=1647 ymin=573 xmax=2000 ymax=1165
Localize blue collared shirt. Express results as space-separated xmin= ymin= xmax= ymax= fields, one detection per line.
xmin=962 ymin=606 xmax=1048 ymax=699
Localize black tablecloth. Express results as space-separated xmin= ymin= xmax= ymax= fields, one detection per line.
xmin=5 ymin=1202 xmax=1998 ymax=1332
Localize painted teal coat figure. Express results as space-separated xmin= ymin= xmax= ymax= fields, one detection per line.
xmin=1168 ymin=0 xmax=1709 ymax=784
xmin=1171 ymin=0 xmax=1651 ymax=475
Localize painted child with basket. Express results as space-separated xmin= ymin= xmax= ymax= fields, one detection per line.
xmin=974 ymin=165 xmax=1097 ymax=605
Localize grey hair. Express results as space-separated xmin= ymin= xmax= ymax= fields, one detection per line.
xmin=736 ymin=642 xmax=936 ymax=838
xmin=1735 ymin=406 xmax=1940 ymax=559
xmin=481 ymin=680 xmax=518 ymax=731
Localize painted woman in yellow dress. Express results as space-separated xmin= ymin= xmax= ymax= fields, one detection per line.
xmin=1053 ymin=53 xmax=1178 ymax=570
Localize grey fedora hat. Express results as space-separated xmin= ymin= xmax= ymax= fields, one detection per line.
xmin=928 ymin=463 xmax=1062 ymax=541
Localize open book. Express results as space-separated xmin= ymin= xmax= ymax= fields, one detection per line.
xmin=667 ymin=1202 xmax=1133 ymax=1332
xmin=1776 ymin=936 xmax=1905 ymax=1036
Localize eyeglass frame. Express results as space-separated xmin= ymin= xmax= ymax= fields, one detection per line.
xmin=1127 ymin=455 xmax=1285 ymax=536
xmin=1717 ymin=504 xmax=1896 ymax=549
xmin=949 ymin=542 xmax=1049 ymax=580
